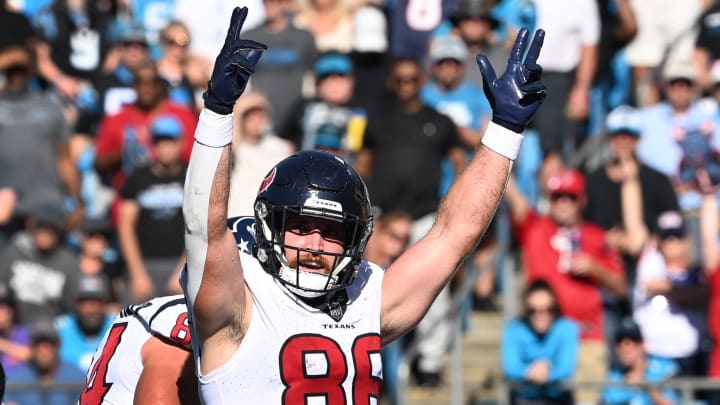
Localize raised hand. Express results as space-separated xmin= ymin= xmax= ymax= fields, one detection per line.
xmin=203 ymin=7 xmax=267 ymax=115
xmin=476 ymin=28 xmax=546 ymax=133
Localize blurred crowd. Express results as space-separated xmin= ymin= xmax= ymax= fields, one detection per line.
xmin=2 ymin=0 xmax=720 ymax=404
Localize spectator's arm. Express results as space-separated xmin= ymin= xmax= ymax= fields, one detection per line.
xmin=701 ymin=194 xmax=720 ymax=271
xmin=620 ymin=167 xmax=648 ymax=255
xmin=669 ymin=283 xmax=709 ymax=308
xmin=504 ymin=174 xmax=531 ymax=224
xmin=35 ymin=41 xmax=80 ymax=98
xmin=0 ymin=337 xmax=30 ymax=363
xmin=612 ymin=0 xmax=637 ymax=43
xmin=570 ymin=253 xmax=627 ymax=297
xmin=449 ymin=146 xmax=467 ymax=175
xmin=57 ymin=142 xmax=81 ymax=202
xmin=647 ymin=387 xmax=678 ymax=405
xmin=548 ymin=320 xmax=579 ymax=381
xmin=117 ymin=199 xmax=153 ymax=302
xmin=501 ymin=322 xmax=530 ymax=380
xmin=693 ymin=47 xmax=712 ymax=90
xmin=0 ymin=188 xmax=16 ymax=225
xmin=567 ymin=44 xmax=597 ymax=120
xmin=457 ymin=126 xmax=484 ymax=148
xmin=354 ymin=149 xmax=373 ymax=180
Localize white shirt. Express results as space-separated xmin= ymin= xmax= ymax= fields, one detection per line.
xmin=633 ymin=245 xmax=698 ymax=358
xmin=534 ymin=0 xmax=600 ymax=72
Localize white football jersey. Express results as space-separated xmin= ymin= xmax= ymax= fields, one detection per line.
xmin=195 ymin=253 xmax=384 ymax=405
xmin=79 ymin=295 xmax=190 ymax=405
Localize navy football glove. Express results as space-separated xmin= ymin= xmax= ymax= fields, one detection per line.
xmin=476 ymin=28 xmax=546 ymax=133
xmin=203 ymin=7 xmax=267 ymax=115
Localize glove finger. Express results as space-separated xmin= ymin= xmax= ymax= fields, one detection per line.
xmin=476 ymin=54 xmax=498 ymax=86
xmin=241 ymin=48 xmax=264 ymax=68
xmin=524 ymin=62 xmax=543 ymax=82
xmin=524 ymin=29 xmax=545 ymax=66
xmin=225 ymin=7 xmax=248 ymax=44
xmin=519 ymin=81 xmax=547 ymax=106
xmin=509 ymin=27 xmax=529 ymax=64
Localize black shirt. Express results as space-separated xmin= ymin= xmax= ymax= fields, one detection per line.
xmin=120 ymin=164 xmax=186 ymax=258
xmin=363 ymin=104 xmax=461 ymax=219
xmin=585 ymin=163 xmax=679 ymax=234
xmin=696 ymin=3 xmax=720 ymax=60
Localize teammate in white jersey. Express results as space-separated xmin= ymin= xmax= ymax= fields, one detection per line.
xmin=79 ymin=295 xmax=199 ymax=405
xmin=182 ymin=6 xmax=547 ymax=404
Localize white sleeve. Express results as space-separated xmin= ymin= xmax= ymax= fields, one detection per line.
xmin=182 ymin=109 xmax=234 ymax=307
xmin=579 ymin=0 xmax=600 ymax=45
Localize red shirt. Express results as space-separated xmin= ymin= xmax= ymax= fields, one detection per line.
xmin=708 ymin=268 xmax=720 ymax=377
xmin=95 ymin=101 xmax=198 ymax=190
xmin=514 ymin=211 xmax=624 ymax=341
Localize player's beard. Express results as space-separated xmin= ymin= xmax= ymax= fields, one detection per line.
xmin=287 ymin=252 xmax=333 ymax=275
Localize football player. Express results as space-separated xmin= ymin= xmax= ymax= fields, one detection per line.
xmin=182 ymin=6 xmax=546 ymax=403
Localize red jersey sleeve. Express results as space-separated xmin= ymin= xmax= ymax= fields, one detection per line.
xmin=178 ymin=107 xmax=199 ymax=163
xmin=95 ymin=114 xmax=124 ymax=158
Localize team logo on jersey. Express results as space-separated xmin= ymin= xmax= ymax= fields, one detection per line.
xmin=258 ymin=167 xmax=277 ymax=194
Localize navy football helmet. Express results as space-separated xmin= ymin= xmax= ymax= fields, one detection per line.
xmin=253 ymin=151 xmax=373 ymax=298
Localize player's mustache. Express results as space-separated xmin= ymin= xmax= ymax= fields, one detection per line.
xmin=288 ymin=252 xmax=333 ymax=273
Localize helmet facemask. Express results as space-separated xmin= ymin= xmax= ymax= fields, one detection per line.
xmin=255 ymin=202 xmax=373 ymax=298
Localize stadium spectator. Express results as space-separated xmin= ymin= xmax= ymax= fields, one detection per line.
xmin=56 ymin=273 xmax=113 ymax=371
xmin=117 ymin=115 xmax=187 ymax=303
xmin=0 ymin=283 xmax=30 ymax=374
xmin=386 ymin=0 xmax=457 ymax=59
xmin=228 ymin=92 xmax=293 ymax=217
xmin=586 ymin=105 xmax=678 ymax=259
xmin=694 ymin=1 xmax=720 ymax=91
xmin=0 ymin=203 xmax=79 ymax=325
xmin=363 ymin=210 xmax=413 ymax=404
xmin=624 ymin=0 xmax=702 ymax=107
xmin=279 ymin=52 xmax=361 ymax=156
xmin=633 ymin=211 xmax=710 ymax=378
xmin=356 ymin=58 xmax=465 ymax=387
xmin=531 ymin=0 xmax=600 ymax=160
xmin=75 ymin=218 xmax=121 ymax=297
xmin=94 ymin=62 xmax=197 ymax=196
xmin=0 ymin=45 xmax=81 ymax=227
xmin=33 ymin=0 xmax=114 ymax=100
xmin=601 ymin=318 xmax=679 ymax=405
xmin=504 ymin=169 xmax=626 ymax=405
xmin=502 ymin=279 xmax=579 ymax=405
xmin=5 ymin=319 xmax=85 ymax=405
xmin=156 ymin=20 xmax=206 ymax=110
xmin=348 ymin=5 xmax=392 ymax=112
xmin=293 ymin=0 xmax=353 ymax=53
xmin=244 ymin=0 xmax=317 ymax=130
xmin=446 ymin=0 xmax=506 ymax=90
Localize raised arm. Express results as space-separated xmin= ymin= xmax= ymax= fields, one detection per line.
xmin=381 ymin=28 xmax=547 ymax=343
xmin=182 ymin=7 xmax=265 ymax=353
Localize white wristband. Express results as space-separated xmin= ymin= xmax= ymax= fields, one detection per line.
xmin=481 ymin=121 xmax=524 ymax=160
xmin=194 ymin=108 xmax=234 ymax=147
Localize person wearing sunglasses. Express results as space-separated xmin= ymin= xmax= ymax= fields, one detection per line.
xmin=505 ymin=168 xmax=627 ymax=404
xmin=502 ymin=279 xmax=579 ymax=405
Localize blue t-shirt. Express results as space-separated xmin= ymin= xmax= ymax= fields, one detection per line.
xmin=57 ymin=313 xmax=114 ymax=372
xmin=501 ymin=317 xmax=580 ymax=399
xmin=6 ymin=361 xmax=86 ymax=405
xmin=602 ymin=356 xmax=680 ymax=405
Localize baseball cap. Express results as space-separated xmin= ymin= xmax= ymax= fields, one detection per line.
xmin=29 ymin=202 xmax=67 ymax=231
xmin=657 ymin=210 xmax=686 ymax=240
xmin=429 ymin=36 xmax=469 ymax=63
xmin=615 ymin=317 xmax=643 ymax=343
xmin=81 ymin=218 xmax=113 ymax=237
xmin=662 ymin=63 xmax=696 ymax=83
xmin=30 ymin=319 xmax=60 ymax=344
xmin=151 ymin=115 xmax=183 ymax=140
xmin=120 ymin=26 xmax=149 ymax=47
xmin=546 ymin=169 xmax=585 ymax=196
xmin=75 ymin=274 xmax=111 ymax=301
xmin=352 ymin=6 xmax=388 ymax=53
xmin=606 ymin=105 xmax=642 ymax=137
xmin=449 ymin=0 xmax=500 ymax=28
xmin=314 ymin=53 xmax=353 ymax=78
